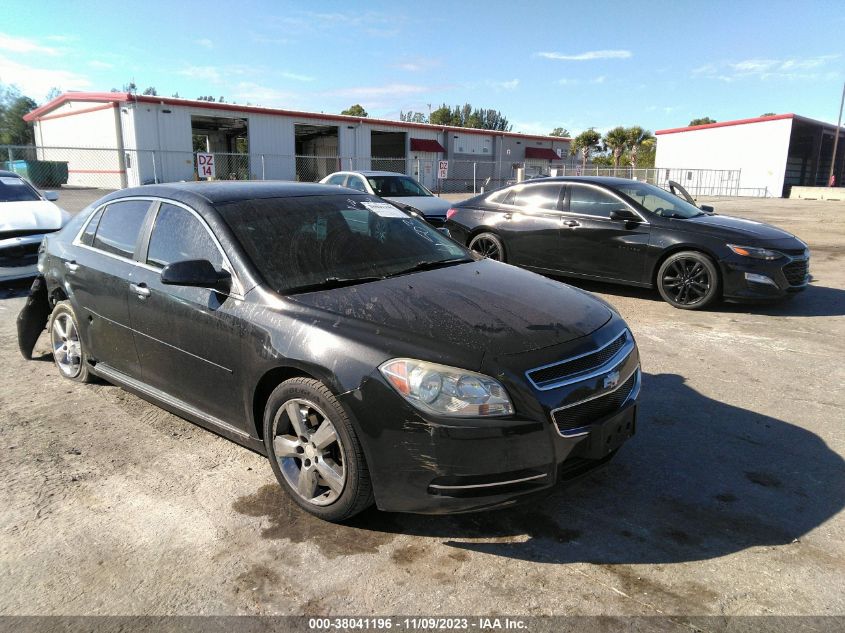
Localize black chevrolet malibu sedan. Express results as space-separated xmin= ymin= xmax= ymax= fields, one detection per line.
xmin=17 ymin=182 xmax=640 ymax=521
xmin=446 ymin=177 xmax=810 ymax=309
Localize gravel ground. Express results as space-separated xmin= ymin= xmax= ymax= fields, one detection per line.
xmin=0 ymin=195 xmax=843 ymax=618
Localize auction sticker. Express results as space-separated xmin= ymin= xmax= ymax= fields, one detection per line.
xmin=361 ymin=202 xmax=409 ymax=218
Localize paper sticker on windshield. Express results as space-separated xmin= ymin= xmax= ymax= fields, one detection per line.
xmin=361 ymin=202 xmax=408 ymax=218
xmin=0 ymin=177 xmax=25 ymax=185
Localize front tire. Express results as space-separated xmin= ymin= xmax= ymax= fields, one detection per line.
xmin=263 ymin=377 xmax=373 ymax=522
xmin=657 ymin=251 xmax=720 ymax=310
xmin=469 ymin=232 xmax=506 ymax=262
xmin=49 ymin=300 xmax=92 ymax=382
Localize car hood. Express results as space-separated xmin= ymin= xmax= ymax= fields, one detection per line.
xmin=0 ymin=200 xmax=64 ymax=232
xmin=289 ymin=259 xmax=612 ymax=365
xmin=382 ymin=195 xmax=450 ymax=217
xmin=679 ymin=213 xmax=796 ymax=241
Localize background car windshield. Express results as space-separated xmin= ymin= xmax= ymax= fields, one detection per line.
xmin=0 ymin=176 xmax=41 ymax=203
xmin=217 ymin=194 xmax=469 ymax=293
xmin=615 ymin=181 xmax=703 ymax=218
xmin=366 ymin=176 xmax=432 ymax=198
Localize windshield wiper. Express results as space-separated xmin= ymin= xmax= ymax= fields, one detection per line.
xmin=283 ymin=276 xmax=384 ymax=294
xmin=385 ymin=257 xmax=473 ymax=278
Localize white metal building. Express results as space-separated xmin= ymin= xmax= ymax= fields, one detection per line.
xmin=24 ymin=92 xmax=571 ymax=190
xmin=655 ymin=114 xmax=845 ymax=197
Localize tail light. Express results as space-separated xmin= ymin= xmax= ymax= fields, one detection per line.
xmin=446 ymin=208 xmax=458 ymax=220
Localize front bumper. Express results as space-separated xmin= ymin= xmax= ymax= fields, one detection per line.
xmin=0 ymin=234 xmax=45 ymax=283
xmin=341 ymin=323 xmax=640 ymax=514
xmin=720 ymin=251 xmax=809 ymax=301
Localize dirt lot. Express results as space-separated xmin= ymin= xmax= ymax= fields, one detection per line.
xmin=0 ymin=195 xmax=843 ymax=618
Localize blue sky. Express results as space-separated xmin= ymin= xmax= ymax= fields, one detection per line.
xmin=2 ymin=0 xmax=844 ymax=136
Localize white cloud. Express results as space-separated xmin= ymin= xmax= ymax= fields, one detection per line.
xmin=194 ymin=38 xmax=213 ymax=49
xmin=557 ymin=78 xmax=579 ymax=85
xmin=0 ymin=55 xmax=91 ymax=97
xmin=0 ymin=33 xmax=58 ymax=56
xmin=230 ymin=82 xmax=297 ymax=106
xmin=88 ymin=60 xmax=114 ymax=70
xmin=591 ymin=75 xmax=607 ymax=84
xmin=280 ymin=71 xmax=315 ymax=82
xmin=323 ymin=83 xmax=428 ymax=98
xmin=488 ymin=78 xmax=519 ymax=91
xmin=537 ymin=49 xmax=632 ymax=61
xmin=695 ymin=55 xmax=840 ymax=81
xmin=178 ymin=65 xmax=222 ymax=82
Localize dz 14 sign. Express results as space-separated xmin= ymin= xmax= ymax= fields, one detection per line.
xmin=197 ymin=153 xmax=215 ymax=179
xmin=438 ymin=160 xmax=449 ymax=180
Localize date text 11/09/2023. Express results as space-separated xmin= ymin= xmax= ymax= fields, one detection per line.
xmin=308 ymin=617 xmax=528 ymax=630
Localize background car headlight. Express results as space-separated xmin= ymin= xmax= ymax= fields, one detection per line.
xmin=728 ymin=244 xmax=782 ymax=260
xmin=379 ymin=359 xmax=514 ymax=417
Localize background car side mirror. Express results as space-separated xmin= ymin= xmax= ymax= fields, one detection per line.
xmin=437 ymin=227 xmax=452 ymax=238
xmin=42 ymin=191 xmax=59 ymax=201
xmin=699 ymin=204 xmax=715 ymax=213
xmin=161 ymin=259 xmax=230 ymax=289
xmin=609 ymin=209 xmax=642 ymax=222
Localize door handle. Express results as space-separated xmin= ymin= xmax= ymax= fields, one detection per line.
xmin=64 ymin=260 xmax=79 ymax=272
xmin=130 ymin=282 xmax=151 ymax=298
xmin=503 ymin=213 xmax=513 ymax=220
xmin=563 ymin=219 xmax=580 ymax=228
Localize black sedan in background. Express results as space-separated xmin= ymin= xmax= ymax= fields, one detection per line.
xmin=446 ymin=177 xmax=810 ymax=309
xmin=18 ymin=182 xmax=640 ymax=521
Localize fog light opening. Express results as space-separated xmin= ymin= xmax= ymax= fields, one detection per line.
xmin=744 ymin=272 xmax=777 ymax=287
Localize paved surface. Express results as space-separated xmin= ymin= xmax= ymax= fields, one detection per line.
xmin=0 ymin=197 xmax=843 ymax=617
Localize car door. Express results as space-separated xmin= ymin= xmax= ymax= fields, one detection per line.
xmin=559 ymin=183 xmax=651 ymax=283
xmin=127 ymin=201 xmax=246 ymax=427
xmin=71 ymin=198 xmax=153 ymax=376
xmin=491 ymin=183 xmax=565 ymax=270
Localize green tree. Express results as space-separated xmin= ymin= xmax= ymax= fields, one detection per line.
xmin=550 ymin=127 xmax=570 ymax=137
xmin=427 ymin=103 xmax=511 ymax=131
xmin=400 ymin=110 xmax=428 ymax=123
xmin=637 ymin=137 xmax=656 ymax=168
xmin=625 ymin=126 xmax=654 ymax=169
xmin=570 ymin=128 xmax=602 ymax=169
xmin=142 ymin=86 xmax=158 ymax=96
xmin=341 ymin=104 xmax=368 ymax=117
xmin=602 ymin=126 xmax=628 ymax=168
xmin=0 ymin=87 xmax=37 ymax=145
xmin=760 ymin=112 xmax=776 ymax=117
xmin=689 ymin=117 xmax=716 ymax=126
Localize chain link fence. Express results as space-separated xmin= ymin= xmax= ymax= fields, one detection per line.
xmin=1 ymin=144 xmax=751 ymax=198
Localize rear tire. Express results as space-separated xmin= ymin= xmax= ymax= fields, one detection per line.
xmin=657 ymin=251 xmax=720 ymax=310
xmin=469 ymin=232 xmax=506 ymax=262
xmin=48 ymin=301 xmax=93 ymax=383
xmin=263 ymin=377 xmax=373 ymax=522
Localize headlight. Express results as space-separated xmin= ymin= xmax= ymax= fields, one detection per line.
xmin=727 ymin=244 xmax=782 ymax=260
xmin=379 ymin=358 xmax=514 ymax=417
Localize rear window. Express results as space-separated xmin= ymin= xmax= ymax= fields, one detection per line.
xmin=92 ymin=200 xmax=151 ymax=258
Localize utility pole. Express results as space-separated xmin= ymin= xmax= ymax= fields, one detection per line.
xmin=828 ymin=81 xmax=845 ymax=187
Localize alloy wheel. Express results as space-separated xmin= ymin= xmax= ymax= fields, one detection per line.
xmin=272 ymin=398 xmax=347 ymax=506
xmin=470 ymin=235 xmax=503 ymax=261
xmin=51 ymin=313 xmax=82 ymax=378
xmin=661 ymin=258 xmax=711 ymax=306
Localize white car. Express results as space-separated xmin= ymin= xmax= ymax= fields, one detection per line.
xmin=320 ymin=171 xmax=451 ymax=225
xmin=1 ymin=170 xmax=70 ymax=283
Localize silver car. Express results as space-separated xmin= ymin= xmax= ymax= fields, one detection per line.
xmin=320 ymin=171 xmax=450 ymax=225
xmin=1 ymin=170 xmax=69 ymax=283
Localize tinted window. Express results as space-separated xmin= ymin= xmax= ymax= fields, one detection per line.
xmin=616 ymin=181 xmax=703 ymax=218
xmin=366 ymin=176 xmax=431 ymax=197
xmin=147 ymin=203 xmax=223 ymax=269
xmin=511 ymin=184 xmax=563 ymax=210
xmin=217 ymin=194 xmax=469 ymax=294
xmin=347 ymin=177 xmax=367 ymax=192
xmin=79 ymin=208 xmax=104 ymax=246
xmin=0 ymin=176 xmax=41 ymax=202
xmin=326 ymin=174 xmax=346 ymax=186
xmin=568 ymin=185 xmax=621 ymax=218
xmin=92 ymin=200 xmax=150 ymax=258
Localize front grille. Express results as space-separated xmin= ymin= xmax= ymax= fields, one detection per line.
xmin=528 ymin=331 xmax=628 ymax=388
xmin=778 ymin=247 xmax=808 ymax=257
xmin=0 ymin=229 xmax=56 ymax=240
xmin=553 ymin=370 xmax=637 ymax=433
xmin=782 ymin=259 xmax=809 ymax=286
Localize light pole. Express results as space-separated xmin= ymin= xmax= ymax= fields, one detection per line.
xmin=828 ymin=82 xmax=845 ymax=187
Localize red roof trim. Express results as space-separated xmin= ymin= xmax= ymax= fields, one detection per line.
xmin=410 ymin=138 xmax=447 ymax=153
xmin=25 ymin=92 xmax=573 ymax=142
xmin=655 ymin=114 xmax=794 ymax=135
xmin=525 ymin=147 xmax=562 ymax=160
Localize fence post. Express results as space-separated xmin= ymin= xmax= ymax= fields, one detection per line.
xmin=151 ymin=151 xmax=158 ymax=184
xmin=261 ymin=154 xmax=266 ymax=180
xmin=473 ymin=162 xmax=477 ymax=194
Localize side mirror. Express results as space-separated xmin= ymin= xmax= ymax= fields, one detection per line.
xmin=161 ymin=259 xmax=230 ymax=289
xmin=609 ymin=209 xmax=642 ymax=222
xmin=437 ymin=227 xmax=452 ymax=238
xmin=42 ymin=191 xmax=59 ymax=201
xmin=699 ymin=204 xmax=715 ymax=213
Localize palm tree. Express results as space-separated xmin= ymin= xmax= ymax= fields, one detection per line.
xmin=571 ymin=128 xmax=602 ymax=169
xmin=626 ymin=126 xmax=655 ymax=170
xmin=603 ymin=126 xmax=628 ymax=169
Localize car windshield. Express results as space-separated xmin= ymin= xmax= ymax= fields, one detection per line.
xmin=217 ymin=194 xmax=471 ymax=294
xmin=366 ymin=176 xmax=432 ymax=198
xmin=0 ymin=176 xmax=41 ymax=203
xmin=615 ymin=181 xmax=705 ymax=219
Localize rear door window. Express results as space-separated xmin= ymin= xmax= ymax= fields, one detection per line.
xmin=326 ymin=174 xmax=346 ymax=186
xmin=146 ymin=203 xmax=223 ymax=270
xmin=510 ymin=184 xmax=564 ymax=210
xmin=79 ymin=208 xmax=104 ymax=246
xmin=347 ymin=177 xmax=368 ymax=192
xmin=92 ymin=200 xmax=151 ymax=258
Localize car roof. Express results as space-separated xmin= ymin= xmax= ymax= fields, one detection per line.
xmin=333 ymin=171 xmax=409 ymax=177
xmin=0 ymin=170 xmax=24 ymax=178
xmin=514 ymin=176 xmax=647 ymax=187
